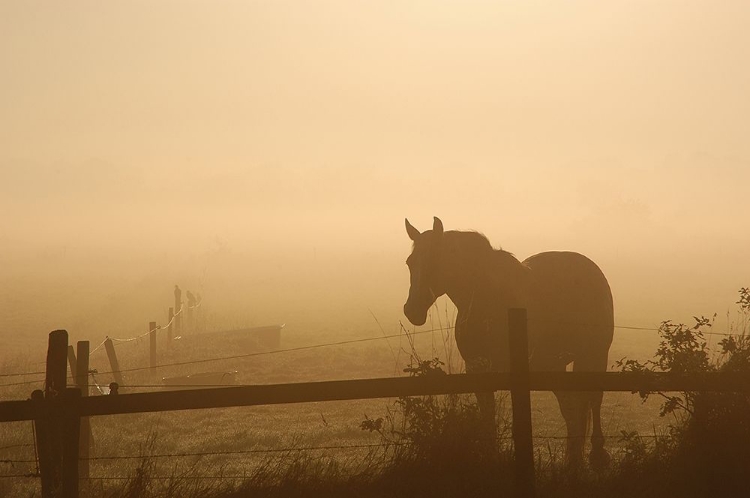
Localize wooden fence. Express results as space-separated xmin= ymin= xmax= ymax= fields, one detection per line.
xmin=2 ymin=308 xmax=750 ymax=498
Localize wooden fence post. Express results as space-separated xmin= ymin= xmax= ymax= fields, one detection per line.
xmin=62 ymin=387 xmax=81 ymax=498
xmin=508 ymin=308 xmax=535 ymax=498
xmin=32 ymin=389 xmax=53 ymax=497
xmin=167 ymin=307 xmax=174 ymax=346
xmin=149 ymin=321 xmax=157 ymax=374
xmin=76 ymin=341 xmax=90 ymax=482
xmin=104 ymin=338 xmax=124 ymax=386
xmin=41 ymin=330 xmax=69 ymax=497
xmin=67 ymin=346 xmax=77 ymax=379
xmin=48 ymin=330 xmax=68 ymax=398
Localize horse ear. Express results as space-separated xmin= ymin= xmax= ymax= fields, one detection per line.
xmin=433 ymin=217 xmax=444 ymax=236
xmin=405 ymin=218 xmax=420 ymax=241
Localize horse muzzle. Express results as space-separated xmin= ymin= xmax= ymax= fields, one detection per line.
xmin=403 ymin=302 xmax=428 ymax=326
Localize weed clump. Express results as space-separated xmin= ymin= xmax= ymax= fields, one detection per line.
xmin=360 ymin=355 xmax=514 ymax=497
xmin=614 ymin=288 xmax=750 ymax=497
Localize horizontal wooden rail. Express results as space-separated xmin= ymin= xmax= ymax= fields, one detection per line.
xmin=2 ymin=371 xmax=749 ymax=422
xmin=0 ymin=399 xmax=36 ymax=422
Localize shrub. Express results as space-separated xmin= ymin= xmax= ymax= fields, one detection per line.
xmin=615 ymin=288 xmax=750 ymax=496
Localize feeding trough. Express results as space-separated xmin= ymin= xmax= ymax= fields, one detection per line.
xmin=162 ymin=371 xmax=237 ymax=390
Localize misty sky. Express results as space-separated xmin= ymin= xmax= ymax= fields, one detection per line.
xmin=1 ymin=1 xmax=749 ymax=331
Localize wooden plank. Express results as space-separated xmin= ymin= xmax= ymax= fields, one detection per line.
xmin=78 ymin=374 xmax=506 ymax=417
xmin=0 ymin=399 xmax=35 ymax=422
xmin=4 ymin=371 xmax=750 ymax=423
xmin=508 ymin=308 xmax=535 ymax=498
xmin=74 ymin=371 xmax=750 ymax=417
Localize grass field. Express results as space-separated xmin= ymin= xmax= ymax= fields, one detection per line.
xmin=0 ymin=299 xmax=676 ymax=497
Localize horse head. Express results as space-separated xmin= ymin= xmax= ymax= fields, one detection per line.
xmin=403 ymin=216 xmax=446 ymax=326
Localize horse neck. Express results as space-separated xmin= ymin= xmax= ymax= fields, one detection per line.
xmin=442 ymin=238 xmax=527 ymax=311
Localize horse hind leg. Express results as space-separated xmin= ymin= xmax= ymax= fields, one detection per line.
xmin=573 ymin=352 xmax=611 ymax=470
xmin=553 ymin=388 xmax=588 ymax=469
xmin=588 ymin=390 xmax=610 ymax=469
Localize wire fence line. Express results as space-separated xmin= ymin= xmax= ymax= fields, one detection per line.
xmin=83 ymin=326 xmax=454 ymax=378
xmin=1 ymin=317 xmax=745 ymax=387
xmin=0 ymin=429 xmax=682 ymax=482
xmin=0 ymin=326 xmax=446 ymax=390
xmin=0 ymin=432 xmax=676 ymax=469
xmin=0 ymin=443 xmax=34 ymax=452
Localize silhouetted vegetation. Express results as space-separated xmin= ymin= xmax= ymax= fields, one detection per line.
xmin=609 ymin=287 xmax=750 ymax=497
xmin=84 ymin=289 xmax=750 ymax=498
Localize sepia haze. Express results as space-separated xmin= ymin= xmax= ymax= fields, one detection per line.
xmin=1 ymin=1 xmax=748 ymax=350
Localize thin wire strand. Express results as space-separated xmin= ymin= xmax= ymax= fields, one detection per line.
xmin=86 ymin=442 xmax=396 ymax=461
xmin=2 ymin=319 xmax=744 ymax=387
xmin=2 ymin=318 xmax=743 ymax=380
xmin=92 ymin=327 xmax=451 ymax=377
xmin=0 ymin=370 xmax=46 ymax=378
xmin=0 ymin=443 xmax=34 ymax=451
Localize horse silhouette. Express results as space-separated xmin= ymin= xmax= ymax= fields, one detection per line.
xmin=403 ymin=217 xmax=613 ymax=468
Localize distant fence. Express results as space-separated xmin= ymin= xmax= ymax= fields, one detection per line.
xmin=2 ymin=309 xmax=750 ymax=498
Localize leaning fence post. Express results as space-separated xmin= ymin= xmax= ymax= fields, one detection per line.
xmin=174 ymin=285 xmax=182 ymax=338
xmin=76 ymin=341 xmax=91 ymax=482
xmin=103 ymin=338 xmax=124 ymax=386
xmin=149 ymin=321 xmax=157 ymax=374
xmin=67 ymin=345 xmax=77 ymax=379
xmin=167 ymin=307 xmax=174 ymax=346
xmin=508 ymin=308 xmax=535 ymax=498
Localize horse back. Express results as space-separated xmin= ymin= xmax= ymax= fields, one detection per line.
xmin=522 ymin=251 xmax=614 ymax=360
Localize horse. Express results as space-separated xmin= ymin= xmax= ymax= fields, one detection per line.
xmin=403 ymin=217 xmax=613 ymax=468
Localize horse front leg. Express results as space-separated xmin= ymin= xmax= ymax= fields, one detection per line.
xmin=466 ymin=357 xmax=497 ymax=438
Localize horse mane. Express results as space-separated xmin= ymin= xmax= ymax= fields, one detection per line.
xmin=445 ymin=230 xmax=514 ymax=258
xmin=445 ymin=230 xmax=525 ymax=277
